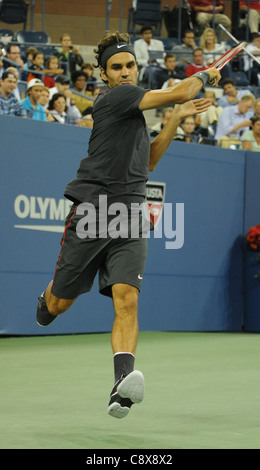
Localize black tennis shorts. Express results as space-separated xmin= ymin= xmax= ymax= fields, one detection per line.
xmin=51 ymin=203 xmax=148 ymax=299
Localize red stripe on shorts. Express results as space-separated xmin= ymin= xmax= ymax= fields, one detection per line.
xmin=52 ymin=204 xmax=78 ymax=282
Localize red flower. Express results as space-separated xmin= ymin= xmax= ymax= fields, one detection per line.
xmin=247 ymin=225 xmax=260 ymax=251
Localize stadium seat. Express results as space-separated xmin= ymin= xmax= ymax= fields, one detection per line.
xmin=0 ymin=0 xmax=29 ymax=30
xmin=16 ymin=30 xmax=49 ymax=44
xmin=127 ymin=0 xmax=165 ymax=37
xmin=0 ymin=28 xmax=15 ymax=44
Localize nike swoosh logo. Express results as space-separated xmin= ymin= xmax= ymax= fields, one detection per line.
xmin=138 ymin=274 xmax=143 ymax=280
xmin=117 ymin=44 xmax=126 ymax=49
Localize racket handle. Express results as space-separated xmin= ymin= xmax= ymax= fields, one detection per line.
xmin=208 ymin=78 xmax=216 ymax=85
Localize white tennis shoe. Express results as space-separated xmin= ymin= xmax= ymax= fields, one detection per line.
xmin=107 ymin=370 xmax=145 ymax=419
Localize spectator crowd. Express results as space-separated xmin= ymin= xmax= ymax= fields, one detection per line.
xmin=0 ymin=33 xmax=98 ymax=127
xmin=0 ymin=0 xmax=260 ymax=150
xmin=133 ymin=7 xmax=259 ymax=150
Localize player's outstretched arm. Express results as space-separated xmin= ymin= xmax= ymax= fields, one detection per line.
xmin=139 ymin=68 xmax=221 ymax=111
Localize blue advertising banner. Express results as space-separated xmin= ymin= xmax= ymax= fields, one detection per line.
xmin=0 ymin=115 xmax=249 ymax=334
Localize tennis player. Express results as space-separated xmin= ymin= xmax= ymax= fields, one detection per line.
xmin=36 ymin=31 xmax=220 ymax=419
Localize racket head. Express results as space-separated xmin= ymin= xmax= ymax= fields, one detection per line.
xmin=209 ymin=42 xmax=247 ymax=71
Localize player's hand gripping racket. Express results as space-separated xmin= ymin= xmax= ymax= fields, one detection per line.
xmin=207 ymin=42 xmax=247 ymax=85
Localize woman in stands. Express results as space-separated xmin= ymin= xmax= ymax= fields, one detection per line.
xmin=174 ymin=115 xmax=200 ymax=143
xmin=43 ymin=56 xmax=64 ymax=88
xmin=200 ymin=27 xmax=231 ymax=81
xmin=47 ymin=93 xmax=67 ymax=124
xmin=200 ymin=27 xmax=226 ymax=65
xmin=241 ymin=114 xmax=260 ymax=151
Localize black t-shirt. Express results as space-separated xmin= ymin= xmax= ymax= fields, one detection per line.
xmin=64 ymin=84 xmax=150 ymax=207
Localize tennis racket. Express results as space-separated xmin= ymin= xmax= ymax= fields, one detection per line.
xmin=207 ymin=42 xmax=247 ymax=84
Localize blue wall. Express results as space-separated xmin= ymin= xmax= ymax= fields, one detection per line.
xmin=0 ymin=115 xmax=258 ymax=335
xmin=243 ymin=154 xmax=260 ymax=332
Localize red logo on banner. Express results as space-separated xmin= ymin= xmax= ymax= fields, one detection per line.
xmin=145 ymin=182 xmax=166 ymax=230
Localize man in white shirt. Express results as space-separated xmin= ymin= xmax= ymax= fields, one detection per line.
xmin=215 ymin=94 xmax=255 ymax=146
xmin=172 ymin=29 xmax=197 ymax=72
xmin=133 ymin=25 xmax=165 ymax=82
xmin=217 ymin=78 xmax=252 ymax=108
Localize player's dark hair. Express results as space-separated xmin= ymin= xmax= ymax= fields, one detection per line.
xmin=94 ymin=31 xmax=131 ymax=70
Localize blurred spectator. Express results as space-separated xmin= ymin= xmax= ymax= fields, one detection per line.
xmin=54 ymin=33 xmax=83 ymax=78
xmin=23 ymin=46 xmax=38 ymax=71
xmin=0 ymin=48 xmax=4 ymax=78
xmin=27 ymin=52 xmax=64 ymax=84
xmin=189 ymin=0 xmax=231 ymax=32
xmin=239 ymin=1 xmax=260 ymax=35
xmin=47 ymin=93 xmax=67 ymax=124
xmin=241 ymin=114 xmax=260 ymax=151
xmin=5 ymin=66 xmax=20 ymax=100
xmin=199 ymin=27 xmax=231 ymax=81
xmin=217 ymin=78 xmax=252 ymax=107
xmin=172 ymin=29 xmax=197 ymax=73
xmin=174 ymin=115 xmax=200 ymax=143
xmin=38 ymin=85 xmax=50 ymax=109
xmin=43 ymin=56 xmax=64 ymax=88
xmin=71 ymin=70 xmax=94 ymax=114
xmin=3 ymin=43 xmax=24 ymax=70
xmin=133 ymin=25 xmax=165 ymax=82
xmin=150 ymin=107 xmax=174 ymax=136
xmin=49 ymin=75 xmax=82 ymax=125
xmin=38 ymin=85 xmax=54 ymax=121
xmin=20 ymin=78 xmax=46 ymax=121
xmin=27 ymin=51 xmax=45 ymax=81
xmin=49 ymin=74 xmax=70 ymax=98
xmin=195 ymin=89 xmax=222 ymax=134
xmin=254 ymin=97 xmax=260 ymax=114
xmin=243 ymin=33 xmax=260 ymax=86
xmin=81 ymin=62 xmax=97 ymax=92
xmin=215 ymin=94 xmax=255 ymax=147
xmin=200 ymin=27 xmax=226 ymax=65
xmin=185 ymin=48 xmax=207 ymax=76
xmin=153 ymin=53 xmax=186 ymax=89
xmin=0 ymin=70 xmax=26 ymax=117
